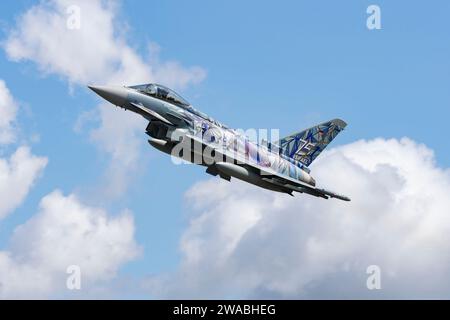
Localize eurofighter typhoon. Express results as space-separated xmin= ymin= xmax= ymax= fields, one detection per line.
xmin=89 ymin=84 xmax=350 ymax=201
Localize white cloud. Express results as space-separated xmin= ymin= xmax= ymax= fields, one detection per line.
xmin=0 ymin=190 xmax=140 ymax=299
xmin=0 ymin=79 xmax=138 ymax=299
xmin=0 ymin=79 xmax=18 ymax=144
xmin=6 ymin=0 xmax=138 ymax=85
xmin=0 ymin=146 xmax=48 ymax=220
xmin=4 ymin=0 xmax=205 ymax=87
xmin=0 ymin=3 xmax=151 ymax=298
xmin=0 ymin=80 xmax=47 ymax=221
xmin=88 ymin=104 xmax=147 ymax=199
xmin=4 ymin=0 xmax=206 ymax=199
xmin=148 ymin=138 xmax=450 ymax=299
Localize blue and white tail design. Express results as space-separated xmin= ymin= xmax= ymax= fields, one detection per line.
xmin=276 ymin=118 xmax=347 ymax=167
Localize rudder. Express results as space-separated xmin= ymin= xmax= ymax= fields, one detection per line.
xmin=276 ymin=118 xmax=347 ymax=167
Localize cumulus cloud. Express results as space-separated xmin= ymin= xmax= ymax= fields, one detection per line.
xmin=3 ymin=0 xmax=206 ymax=199
xmin=88 ymin=104 xmax=146 ymax=199
xmin=0 ymin=147 xmax=48 ymax=220
xmin=0 ymin=77 xmax=138 ymax=299
xmin=148 ymin=138 xmax=450 ymax=299
xmin=0 ymin=79 xmax=18 ymax=145
xmin=4 ymin=0 xmax=207 ymax=87
xmin=0 ymin=190 xmax=140 ymax=299
xmin=0 ymin=80 xmax=47 ymax=220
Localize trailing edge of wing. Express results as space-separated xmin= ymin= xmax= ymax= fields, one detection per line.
xmin=130 ymin=102 xmax=173 ymax=125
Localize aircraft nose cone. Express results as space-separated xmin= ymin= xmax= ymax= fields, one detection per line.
xmin=88 ymin=85 xmax=128 ymax=106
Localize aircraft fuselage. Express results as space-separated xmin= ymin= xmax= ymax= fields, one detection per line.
xmin=88 ymin=83 xmax=350 ymax=201
xmin=126 ymin=87 xmax=316 ymax=189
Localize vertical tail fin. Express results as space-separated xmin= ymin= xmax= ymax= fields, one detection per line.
xmin=277 ymin=119 xmax=347 ymax=166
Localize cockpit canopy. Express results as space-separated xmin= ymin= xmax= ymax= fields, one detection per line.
xmin=128 ymin=83 xmax=190 ymax=107
xmin=128 ymin=83 xmax=229 ymax=129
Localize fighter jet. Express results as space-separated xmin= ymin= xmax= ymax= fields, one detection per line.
xmin=88 ymin=83 xmax=350 ymax=201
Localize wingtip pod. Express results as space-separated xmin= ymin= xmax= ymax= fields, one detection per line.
xmin=337 ymin=195 xmax=351 ymax=202
xmin=316 ymin=188 xmax=351 ymax=201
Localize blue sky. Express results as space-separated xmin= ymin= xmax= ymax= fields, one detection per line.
xmin=0 ymin=1 xmax=449 ymax=299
